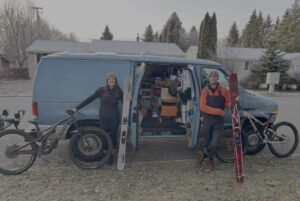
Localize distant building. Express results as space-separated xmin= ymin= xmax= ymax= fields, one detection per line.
xmin=186 ymin=46 xmax=300 ymax=81
xmin=26 ymin=40 xmax=185 ymax=79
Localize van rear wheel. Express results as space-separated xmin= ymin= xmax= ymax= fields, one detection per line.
xmin=68 ymin=127 xmax=112 ymax=169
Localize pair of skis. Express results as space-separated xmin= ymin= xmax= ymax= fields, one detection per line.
xmin=229 ymin=73 xmax=245 ymax=184
xmin=117 ymin=77 xmax=132 ymax=170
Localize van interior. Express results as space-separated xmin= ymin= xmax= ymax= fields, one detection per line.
xmin=136 ymin=64 xmax=195 ymax=137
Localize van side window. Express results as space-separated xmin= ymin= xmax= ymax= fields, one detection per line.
xmin=201 ymin=68 xmax=229 ymax=88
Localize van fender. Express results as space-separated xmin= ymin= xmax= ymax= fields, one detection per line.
xmin=66 ymin=119 xmax=100 ymax=139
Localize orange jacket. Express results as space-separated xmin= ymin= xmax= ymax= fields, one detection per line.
xmin=200 ymin=84 xmax=231 ymax=116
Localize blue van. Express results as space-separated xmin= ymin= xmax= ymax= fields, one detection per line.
xmin=32 ymin=53 xmax=278 ymax=152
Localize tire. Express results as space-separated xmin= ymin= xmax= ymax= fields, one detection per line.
xmin=68 ymin=127 xmax=113 ymax=169
xmin=245 ymin=130 xmax=266 ymax=155
xmin=0 ymin=129 xmax=38 ymax=175
xmin=216 ymin=131 xmax=247 ymax=163
xmin=268 ymin=121 xmax=299 ymax=158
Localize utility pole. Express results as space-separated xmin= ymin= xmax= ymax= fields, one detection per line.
xmin=31 ymin=6 xmax=43 ymax=38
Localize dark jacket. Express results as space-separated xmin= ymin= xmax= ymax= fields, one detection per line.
xmin=76 ymin=87 xmax=123 ymax=119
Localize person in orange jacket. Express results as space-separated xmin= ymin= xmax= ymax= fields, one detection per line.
xmin=198 ymin=71 xmax=230 ymax=171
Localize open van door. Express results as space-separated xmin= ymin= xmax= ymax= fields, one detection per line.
xmin=130 ymin=63 xmax=146 ymax=150
xmin=185 ymin=65 xmax=201 ymax=149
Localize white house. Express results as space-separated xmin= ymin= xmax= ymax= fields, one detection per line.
xmin=185 ymin=46 xmax=300 ymax=81
xmin=26 ymin=40 xmax=185 ymax=79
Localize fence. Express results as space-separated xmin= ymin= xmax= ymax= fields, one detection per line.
xmin=0 ymin=68 xmax=29 ymax=80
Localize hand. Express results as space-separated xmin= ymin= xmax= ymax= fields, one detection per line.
xmin=219 ymin=110 xmax=225 ymax=117
xmin=234 ymin=96 xmax=240 ymax=102
xmin=70 ymin=108 xmax=78 ymax=113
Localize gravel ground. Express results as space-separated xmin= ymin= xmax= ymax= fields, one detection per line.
xmin=1 ymin=80 xmax=300 ymax=201
xmin=0 ymin=139 xmax=300 ymax=201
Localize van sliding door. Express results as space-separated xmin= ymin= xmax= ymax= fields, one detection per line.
xmin=130 ymin=63 xmax=146 ymax=150
xmin=185 ymin=65 xmax=201 ymax=149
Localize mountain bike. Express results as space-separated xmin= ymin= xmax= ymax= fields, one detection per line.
xmin=242 ymin=110 xmax=298 ymax=158
xmin=0 ymin=109 xmax=25 ymax=131
xmin=0 ymin=110 xmax=112 ymax=175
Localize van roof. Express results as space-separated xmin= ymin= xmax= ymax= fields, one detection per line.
xmin=43 ymin=52 xmax=222 ymax=66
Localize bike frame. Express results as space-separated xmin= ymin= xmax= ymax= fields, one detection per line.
xmin=13 ymin=112 xmax=82 ymax=154
xmin=242 ymin=111 xmax=279 ymax=144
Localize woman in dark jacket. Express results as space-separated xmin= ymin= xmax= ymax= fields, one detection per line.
xmin=74 ymin=73 xmax=123 ymax=162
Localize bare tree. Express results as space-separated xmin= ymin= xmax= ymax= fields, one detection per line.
xmin=0 ymin=0 xmax=78 ymax=67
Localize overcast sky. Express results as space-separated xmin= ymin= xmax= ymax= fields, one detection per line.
xmin=0 ymin=0 xmax=296 ymax=41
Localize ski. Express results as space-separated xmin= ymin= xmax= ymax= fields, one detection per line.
xmin=117 ymin=76 xmax=132 ymax=170
xmin=229 ymin=73 xmax=245 ymax=184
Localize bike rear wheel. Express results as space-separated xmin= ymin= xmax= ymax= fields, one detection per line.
xmin=0 ymin=129 xmax=38 ymax=175
xmin=68 ymin=127 xmax=113 ymax=169
xmin=268 ymin=121 xmax=299 ymax=158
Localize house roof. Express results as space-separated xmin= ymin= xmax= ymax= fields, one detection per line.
xmin=26 ymin=40 xmax=90 ymax=53
xmin=186 ymin=46 xmax=300 ymax=61
xmin=27 ymin=39 xmax=185 ymax=57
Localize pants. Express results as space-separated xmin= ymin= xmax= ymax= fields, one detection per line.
xmin=203 ymin=120 xmax=224 ymax=159
xmin=99 ymin=117 xmax=119 ymax=149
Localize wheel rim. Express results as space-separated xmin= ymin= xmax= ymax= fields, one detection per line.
xmin=248 ymin=133 xmax=260 ymax=147
xmin=270 ymin=125 xmax=296 ymax=155
xmin=0 ymin=133 xmax=35 ymax=173
xmin=78 ymin=134 xmax=103 ymax=156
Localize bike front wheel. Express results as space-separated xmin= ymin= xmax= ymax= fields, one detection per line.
xmin=216 ymin=131 xmax=247 ymax=163
xmin=0 ymin=129 xmax=38 ymax=175
xmin=268 ymin=121 xmax=299 ymax=158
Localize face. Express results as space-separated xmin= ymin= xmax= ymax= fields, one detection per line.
xmin=107 ymin=76 xmax=116 ymax=88
xmin=208 ymin=75 xmax=218 ymax=85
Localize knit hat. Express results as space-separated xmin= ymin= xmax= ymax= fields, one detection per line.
xmin=208 ymin=71 xmax=219 ymax=78
xmin=106 ymin=72 xmax=117 ymax=80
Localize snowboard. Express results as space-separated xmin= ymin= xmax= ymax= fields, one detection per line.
xmin=117 ymin=76 xmax=132 ymax=170
xmin=229 ymin=73 xmax=245 ymax=184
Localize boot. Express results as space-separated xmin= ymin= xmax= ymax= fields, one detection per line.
xmin=207 ymin=159 xmax=215 ymax=172
xmin=108 ymin=149 xmax=116 ymax=165
xmin=197 ymin=152 xmax=207 ymax=168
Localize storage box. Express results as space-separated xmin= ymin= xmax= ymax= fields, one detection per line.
xmin=160 ymin=88 xmax=178 ymax=103
xmin=160 ymin=105 xmax=178 ymax=117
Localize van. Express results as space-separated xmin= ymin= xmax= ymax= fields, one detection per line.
xmin=32 ymin=53 xmax=278 ymax=152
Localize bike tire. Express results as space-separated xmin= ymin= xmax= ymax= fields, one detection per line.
xmin=268 ymin=121 xmax=299 ymax=158
xmin=0 ymin=129 xmax=38 ymax=175
xmin=216 ymin=131 xmax=247 ymax=163
xmin=68 ymin=127 xmax=113 ymax=169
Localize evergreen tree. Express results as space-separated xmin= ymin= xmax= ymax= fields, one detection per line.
xmin=187 ymin=26 xmax=199 ymax=46
xmin=263 ymin=15 xmax=273 ymax=47
xmin=160 ymin=12 xmax=182 ymax=46
xmin=142 ymin=24 xmax=154 ymax=42
xmin=241 ymin=10 xmax=259 ymax=47
xmin=100 ymin=25 xmax=113 ymax=40
xmin=178 ymin=27 xmax=189 ymax=52
xmin=274 ymin=0 xmax=300 ymax=52
xmin=153 ymin=31 xmax=159 ymax=42
xmin=197 ymin=12 xmax=211 ymax=59
xmin=226 ymin=22 xmax=240 ymax=47
xmin=209 ymin=12 xmax=217 ymax=57
xmin=251 ymin=43 xmax=290 ymax=87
